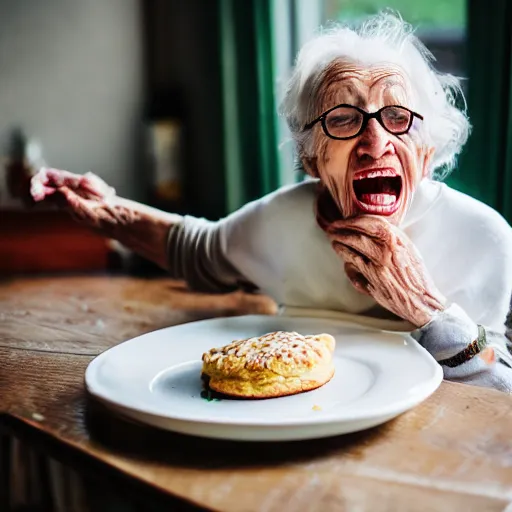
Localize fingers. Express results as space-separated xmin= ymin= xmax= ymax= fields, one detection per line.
xmin=393 ymin=248 xmax=445 ymax=312
xmin=31 ymin=167 xmax=78 ymax=201
xmin=30 ymin=167 xmax=115 ymax=201
xmin=330 ymin=231 xmax=385 ymax=264
xmin=31 ymin=167 xmax=113 ymax=203
xmin=30 ymin=168 xmax=50 ymax=201
xmin=46 ymin=168 xmax=83 ymax=188
xmin=334 ymin=242 xmax=372 ymax=295
xmin=323 ymin=214 xmax=446 ymax=320
xmin=344 ymin=262 xmax=371 ymax=295
xmin=31 ymin=182 xmax=58 ymax=202
xmin=420 ymin=290 xmax=446 ymax=312
xmin=59 ymin=187 xmax=117 ymax=226
xmin=82 ymin=172 xmax=115 ymax=199
xmin=332 ymin=242 xmax=372 ymax=280
xmin=382 ymin=256 xmax=445 ymax=317
xmin=325 ymin=214 xmax=391 ymax=239
xmin=371 ymin=268 xmax=443 ymax=326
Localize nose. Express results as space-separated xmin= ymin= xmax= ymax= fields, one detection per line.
xmin=355 ymin=118 xmax=395 ymax=160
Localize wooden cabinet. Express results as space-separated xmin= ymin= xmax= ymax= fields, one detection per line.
xmin=0 ymin=210 xmax=114 ymax=274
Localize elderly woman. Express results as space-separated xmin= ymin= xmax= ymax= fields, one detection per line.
xmin=31 ymin=13 xmax=512 ymax=392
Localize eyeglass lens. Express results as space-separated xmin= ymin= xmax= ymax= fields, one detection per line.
xmin=324 ymin=106 xmax=412 ymax=138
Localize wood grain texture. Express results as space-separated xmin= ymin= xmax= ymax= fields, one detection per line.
xmin=1 ymin=277 xmax=512 ymax=511
xmin=0 ymin=276 xmax=276 ymax=354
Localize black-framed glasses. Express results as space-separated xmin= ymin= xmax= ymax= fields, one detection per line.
xmin=303 ymin=104 xmax=424 ymax=140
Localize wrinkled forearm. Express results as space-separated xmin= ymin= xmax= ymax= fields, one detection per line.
xmin=95 ymin=197 xmax=250 ymax=291
xmin=95 ymin=197 xmax=182 ymax=270
xmin=411 ymin=304 xmax=512 ymax=393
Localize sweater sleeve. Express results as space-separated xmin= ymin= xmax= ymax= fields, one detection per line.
xmin=408 ymin=188 xmax=512 ymax=393
xmin=411 ymin=302 xmax=512 ymax=393
xmin=166 ymin=215 xmax=255 ymax=294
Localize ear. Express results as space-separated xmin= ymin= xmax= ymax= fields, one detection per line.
xmin=302 ymin=156 xmax=319 ymax=178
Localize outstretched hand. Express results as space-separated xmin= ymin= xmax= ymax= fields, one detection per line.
xmin=31 ymin=167 xmax=115 ymax=202
xmin=30 ymin=168 xmax=132 ymax=229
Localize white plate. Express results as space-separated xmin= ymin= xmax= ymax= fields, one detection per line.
xmin=85 ymin=315 xmax=443 ymax=441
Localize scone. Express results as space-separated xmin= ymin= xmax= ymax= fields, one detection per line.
xmin=201 ymin=331 xmax=336 ymax=399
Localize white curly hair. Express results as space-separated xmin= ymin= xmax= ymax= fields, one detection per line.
xmin=280 ymin=11 xmax=470 ymax=179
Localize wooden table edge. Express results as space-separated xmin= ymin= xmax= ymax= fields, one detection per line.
xmin=0 ymin=412 xmax=211 ymax=511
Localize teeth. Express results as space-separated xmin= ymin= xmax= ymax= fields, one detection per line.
xmin=360 ymin=193 xmax=397 ymax=206
xmin=354 ymin=170 xmax=397 ymax=180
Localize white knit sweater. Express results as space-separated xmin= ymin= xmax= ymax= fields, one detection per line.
xmin=167 ymin=178 xmax=512 ymax=392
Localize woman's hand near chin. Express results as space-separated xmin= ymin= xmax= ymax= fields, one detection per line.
xmin=319 ymin=214 xmax=446 ymax=327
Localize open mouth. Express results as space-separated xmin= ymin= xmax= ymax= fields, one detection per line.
xmin=352 ymin=169 xmax=402 ymax=215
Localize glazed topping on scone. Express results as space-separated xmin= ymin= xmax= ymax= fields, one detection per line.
xmin=202 ymin=331 xmax=330 ymax=371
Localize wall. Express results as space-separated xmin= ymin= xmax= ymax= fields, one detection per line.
xmin=0 ymin=0 xmax=144 ymax=200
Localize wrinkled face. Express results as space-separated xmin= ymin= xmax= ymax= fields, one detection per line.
xmin=307 ymin=61 xmax=433 ymax=224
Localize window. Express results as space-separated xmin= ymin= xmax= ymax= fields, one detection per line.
xmin=273 ymin=0 xmax=323 ymax=186
xmin=322 ymin=0 xmax=467 ymax=79
xmin=273 ymin=0 xmax=467 ymax=186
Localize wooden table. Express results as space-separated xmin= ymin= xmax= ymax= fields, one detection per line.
xmin=1 ymin=276 xmax=512 ymax=512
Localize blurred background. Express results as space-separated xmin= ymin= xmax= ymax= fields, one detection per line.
xmin=0 ymin=0 xmax=510 ymax=274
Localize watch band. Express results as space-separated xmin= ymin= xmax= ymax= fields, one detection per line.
xmin=437 ymin=324 xmax=487 ymax=368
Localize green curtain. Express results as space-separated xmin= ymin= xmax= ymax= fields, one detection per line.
xmin=219 ymin=0 xmax=280 ymax=215
xmin=449 ymin=0 xmax=512 ymax=221
xmin=501 ymin=3 xmax=512 ymax=222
